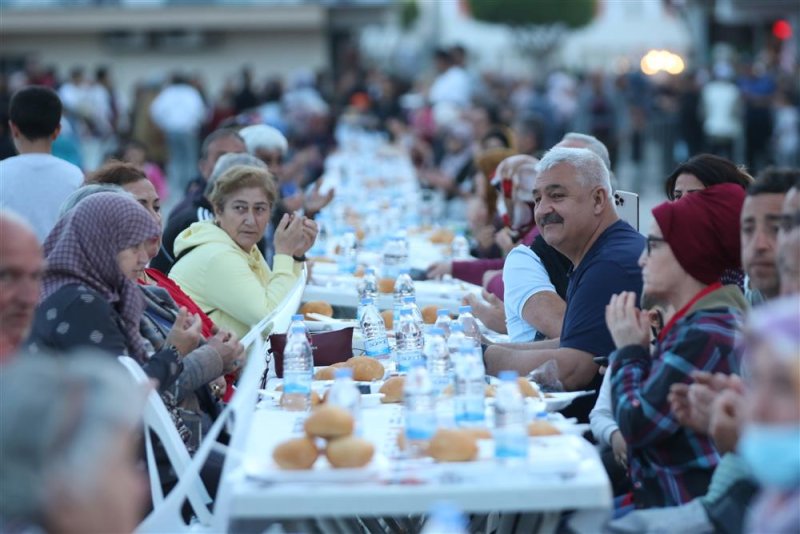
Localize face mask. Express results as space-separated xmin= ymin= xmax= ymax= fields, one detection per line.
xmin=738 ymin=423 xmax=800 ymax=490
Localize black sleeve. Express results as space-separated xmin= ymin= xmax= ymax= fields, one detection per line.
xmin=151 ymin=208 xmax=196 ymax=274
xmin=31 ymin=288 xmax=182 ymax=393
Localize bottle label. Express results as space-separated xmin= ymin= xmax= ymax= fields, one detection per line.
xmin=396 ymin=350 xmax=423 ymax=373
xmin=494 ymin=430 xmax=528 ymax=459
xmin=364 ymin=336 xmax=390 ymax=357
xmin=405 ymin=412 xmax=436 ymax=441
xmin=430 ymin=373 xmax=452 ymax=396
xmin=283 ymin=370 xmax=311 ymax=394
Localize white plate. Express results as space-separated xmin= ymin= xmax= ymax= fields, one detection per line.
xmin=245 ymin=452 xmax=389 ymax=484
xmin=361 ymin=393 xmax=385 ymax=408
xmin=543 ymin=391 xmax=595 ymax=413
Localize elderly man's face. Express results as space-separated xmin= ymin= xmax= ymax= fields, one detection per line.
xmin=0 ymin=222 xmax=44 ymax=357
xmin=532 ymin=162 xmax=598 ymax=259
xmin=199 ymin=135 xmax=246 ymax=180
xmin=741 ymin=193 xmax=785 ymax=299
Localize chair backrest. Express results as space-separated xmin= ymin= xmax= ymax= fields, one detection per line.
xmin=118 ymin=356 xmax=213 ymax=529
xmin=270 ymin=263 xmax=308 ymax=335
xmin=132 ymin=336 xmax=266 ymax=533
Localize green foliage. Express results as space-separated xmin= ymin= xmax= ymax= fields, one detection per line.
xmin=399 ymin=0 xmax=420 ymax=30
xmin=467 ymin=0 xmax=596 ymax=29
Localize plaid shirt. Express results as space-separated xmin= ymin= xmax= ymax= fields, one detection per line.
xmin=610 ymin=286 xmax=746 ymax=508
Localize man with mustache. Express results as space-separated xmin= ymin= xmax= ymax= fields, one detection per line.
xmin=485 ymin=147 xmax=644 ymax=422
xmin=0 ymin=212 xmax=44 ymax=362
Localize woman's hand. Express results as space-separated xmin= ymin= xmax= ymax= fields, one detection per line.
xmin=610 ymin=430 xmax=628 ymax=468
xmin=273 ymin=213 xmax=304 ymax=256
xmin=304 ymin=181 xmax=335 ymax=218
xmin=207 ymin=329 xmax=245 ymax=374
xmin=294 ymin=217 xmax=319 ymax=257
xmin=495 ymin=227 xmax=516 ymax=255
xmin=165 ymin=307 xmax=203 ymax=356
xmin=605 ymin=292 xmax=651 ymax=349
xmin=426 ymin=261 xmax=452 ymax=280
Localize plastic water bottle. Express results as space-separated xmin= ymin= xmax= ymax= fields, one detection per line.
xmin=396 ymin=230 xmax=410 ymax=271
xmin=404 ymin=361 xmax=436 ymax=456
xmin=402 ymin=295 xmax=424 ymax=327
xmin=382 ymin=236 xmax=402 ymax=280
xmin=435 ymin=309 xmax=452 ymax=339
xmin=358 ymin=267 xmax=378 ymax=301
xmin=494 ymin=370 xmax=528 ymax=461
xmin=395 ymin=308 xmax=424 ymax=373
xmin=422 ymin=502 xmax=468 ymax=534
xmin=327 ymin=367 xmax=362 ymax=433
xmin=447 ymin=323 xmax=466 ymax=365
xmin=457 ymin=305 xmax=481 ymax=348
xmin=358 ymin=297 xmax=392 ymax=365
xmin=393 ymin=269 xmax=415 ymax=327
xmin=288 ymin=314 xmax=308 ymax=341
xmin=282 ymin=325 xmax=314 ymax=411
xmin=338 ymin=228 xmax=358 ymax=274
xmin=425 ymin=327 xmax=451 ymax=396
xmin=451 ymin=234 xmax=470 ymax=259
xmin=453 ymin=342 xmax=486 ymax=426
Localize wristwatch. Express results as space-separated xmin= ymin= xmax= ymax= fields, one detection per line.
xmin=292 ymin=254 xmax=307 ymax=262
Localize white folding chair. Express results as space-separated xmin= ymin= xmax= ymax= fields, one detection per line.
xmin=118 ymin=357 xmax=214 ymax=528
xmin=131 ymin=335 xmax=267 ymax=533
xmin=240 ymin=263 xmax=308 ymax=347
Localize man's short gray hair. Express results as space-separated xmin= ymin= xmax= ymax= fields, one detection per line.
xmin=239 ymin=124 xmax=288 ymax=156
xmin=0 ymin=351 xmax=146 ymax=522
xmin=58 ymin=184 xmax=131 ymax=216
xmin=206 ymin=153 xmax=269 ymax=197
xmin=561 ymin=132 xmax=612 ymax=171
xmin=536 ymin=146 xmax=612 ymax=195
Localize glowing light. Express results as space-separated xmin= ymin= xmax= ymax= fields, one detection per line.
xmin=640 ymin=50 xmax=686 ymax=76
xmin=773 ymin=20 xmax=792 ymax=41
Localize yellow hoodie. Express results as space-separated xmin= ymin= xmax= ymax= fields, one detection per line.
xmin=169 ymin=220 xmax=300 ymax=338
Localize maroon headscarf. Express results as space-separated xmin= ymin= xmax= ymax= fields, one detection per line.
xmin=42 ymin=193 xmax=160 ymax=362
xmin=652 ymin=183 xmax=746 ymax=285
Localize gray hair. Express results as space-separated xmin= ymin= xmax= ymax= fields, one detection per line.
xmin=560 ymin=132 xmax=612 ymax=171
xmin=0 ymin=209 xmax=37 ymax=237
xmin=536 ymin=146 xmax=612 ymax=196
xmin=58 ymin=183 xmax=131 ymax=216
xmin=0 ymin=351 xmax=146 ymax=522
xmin=206 ymin=153 xmax=269 ymax=197
xmin=239 ymin=124 xmax=288 ymax=156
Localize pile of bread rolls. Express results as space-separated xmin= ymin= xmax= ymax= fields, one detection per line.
xmin=273 ymin=406 xmax=375 ymax=470
xmin=313 ymin=355 xmax=385 ymax=382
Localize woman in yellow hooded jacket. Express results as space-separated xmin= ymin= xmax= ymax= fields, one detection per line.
xmin=169 ymin=165 xmax=317 ymax=338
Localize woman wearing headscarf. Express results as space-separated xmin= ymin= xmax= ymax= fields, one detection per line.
xmin=29 ymin=193 xmax=201 ymax=392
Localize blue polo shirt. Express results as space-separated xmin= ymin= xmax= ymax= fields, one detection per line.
xmin=561 ymin=220 xmax=645 ymax=355
xmin=558 ymin=220 xmax=645 ymax=421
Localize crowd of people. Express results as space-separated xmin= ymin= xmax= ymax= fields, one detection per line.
xmin=0 ymin=41 xmax=799 ymax=533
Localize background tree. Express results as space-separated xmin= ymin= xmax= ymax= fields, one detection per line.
xmin=466 ymin=0 xmax=597 ymax=66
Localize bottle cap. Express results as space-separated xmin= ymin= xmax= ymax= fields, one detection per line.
xmin=450 ymin=323 xmax=464 ymax=332
xmin=400 ymin=308 xmax=412 ymax=315
xmin=365 ymin=267 xmax=375 ymax=275
xmin=334 ymin=367 xmax=354 ymax=379
xmin=498 ymin=370 xmax=519 ymax=382
xmin=290 ymin=325 xmax=306 ymax=334
xmin=292 ymin=314 xmax=304 ymax=321
xmin=459 ymin=305 xmax=472 ymax=313
xmin=360 ymin=297 xmax=373 ymax=305
xmin=402 ymin=295 xmax=415 ymax=303
xmin=429 ymin=327 xmax=445 ymax=336
xmin=437 ymin=309 xmax=450 ymax=316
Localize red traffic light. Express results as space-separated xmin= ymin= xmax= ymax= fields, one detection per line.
xmin=773 ymin=20 xmax=792 ymax=40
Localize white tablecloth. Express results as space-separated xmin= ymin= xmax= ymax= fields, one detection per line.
xmin=224 ymin=405 xmax=612 ymax=523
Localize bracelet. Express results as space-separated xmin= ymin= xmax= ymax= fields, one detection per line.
xmin=165 ymin=344 xmax=182 ymax=360
xmin=292 ymin=254 xmax=307 ymax=262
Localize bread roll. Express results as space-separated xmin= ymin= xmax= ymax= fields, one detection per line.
xmin=527 ymin=420 xmax=561 ymax=437
xmin=485 ymin=385 xmax=497 ymax=398
xmin=325 ymin=436 xmax=375 ymax=468
xmin=314 ymin=367 xmax=336 ymax=381
xmin=517 ymin=378 xmax=541 ymax=399
xmin=347 ymin=356 xmax=385 ymax=381
xmin=300 ymin=301 xmax=334 ymax=320
xmin=379 ymin=376 xmax=405 ymax=403
xmin=461 ymin=427 xmax=492 ymax=440
xmin=441 ymin=385 xmax=454 ymax=397
xmin=304 ymin=406 xmax=355 ymax=439
xmin=428 ymin=429 xmax=478 ymax=462
xmin=273 ymin=437 xmax=319 ymax=470
xmin=378 ymin=278 xmax=395 ymax=294
xmin=421 ymin=305 xmax=438 ymax=325
xmin=380 ymin=310 xmax=394 ymax=330
xmin=429 ymin=228 xmax=454 ymax=245
xmin=280 ymin=390 xmax=322 ymax=408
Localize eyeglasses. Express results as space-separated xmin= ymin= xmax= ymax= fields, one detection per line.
xmin=645 ymin=236 xmax=667 ymax=256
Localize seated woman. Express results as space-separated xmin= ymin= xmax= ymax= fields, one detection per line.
xmin=85 ymin=161 xmax=243 ymax=409
xmin=29 ymin=193 xmax=198 ymax=393
xmin=169 ymin=165 xmax=317 ymax=339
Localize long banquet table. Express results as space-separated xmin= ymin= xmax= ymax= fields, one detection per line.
xmin=223 ymin=401 xmax=612 ymax=533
